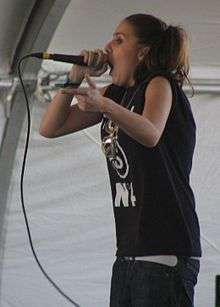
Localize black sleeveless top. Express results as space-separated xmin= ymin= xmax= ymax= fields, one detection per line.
xmin=101 ymin=72 xmax=202 ymax=257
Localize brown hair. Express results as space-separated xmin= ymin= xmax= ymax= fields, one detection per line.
xmin=125 ymin=14 xmax=191 ymax=88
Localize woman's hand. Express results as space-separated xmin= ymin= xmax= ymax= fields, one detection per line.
xmin=61 ymin=74 xmax=108 ymax=113
xmin=69 ymin=49 xmax=109 ymax=83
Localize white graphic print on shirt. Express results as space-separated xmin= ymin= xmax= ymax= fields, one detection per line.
xmin=114 ymin=182 xmax=136 ymax=207
xmin=108 ymin=104 xmax=136 ymax=207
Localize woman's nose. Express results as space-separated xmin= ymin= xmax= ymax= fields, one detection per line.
xmin=104 ymin=41 xmax=112 ymax=54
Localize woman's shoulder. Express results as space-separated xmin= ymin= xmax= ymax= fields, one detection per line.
xmin=142 ymin=70 xmax=178 ymax=85
xmin=141 ymin=70 xmax=180 ymax=100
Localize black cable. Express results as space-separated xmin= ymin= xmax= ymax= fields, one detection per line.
xmin=216 ymin=275 xmax=220 ymax=307
xmin=17 ymin=55 xmax=81 ymax=307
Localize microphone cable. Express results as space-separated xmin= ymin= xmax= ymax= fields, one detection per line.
xmin=17 ymin=54 xmax=81 ymax=307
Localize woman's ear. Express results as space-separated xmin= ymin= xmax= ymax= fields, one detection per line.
xmin=138 ymin=46 xmax=150 ymax=61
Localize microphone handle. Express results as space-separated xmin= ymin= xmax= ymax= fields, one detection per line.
xmin=52 ymin=54 xmax=86 ymax=65
xmin=30 ymin=52 xmax=87 ymax=66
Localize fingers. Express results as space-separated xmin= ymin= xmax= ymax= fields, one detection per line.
xmin=80 ymin=49 xmax=105 ymax=68
xmin=85 ymin=74 xmax=96 ymax=89
xmin=93 ymin=48 xmax=106 ymax=68
xmin=61 ymin=75 xmax=96 ymax=95
xmin=80 ymin=49 xmax=94 ymax=66
xmin=77 ymin=101 xmax=87 ymax=111
xmin=61 ymin=88 xmax=87 ymax=95
xmin=80 ymin=49 xmax=89 ymax=64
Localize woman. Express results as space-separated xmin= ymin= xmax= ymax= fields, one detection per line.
xmin=40 ymin=13 xmax=201 ymax=307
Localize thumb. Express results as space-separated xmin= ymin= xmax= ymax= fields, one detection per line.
xmin=85 ymin=73 xmax=96 ymax=89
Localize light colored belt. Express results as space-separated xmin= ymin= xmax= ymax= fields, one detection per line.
xmin=122 ymin=255 xmax=178 ymax=267
xmin=122 ymin=255 xmax=200 ymax=267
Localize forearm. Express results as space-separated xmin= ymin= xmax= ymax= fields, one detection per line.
xmin=39 ymin=68 xmax=86 ymax=137
xmin=39 ymin=90 xmax=74 ymax=137
xmin=101 ymin=98 xmax=159 ymax=148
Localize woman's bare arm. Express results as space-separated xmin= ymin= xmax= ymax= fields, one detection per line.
xmin=39 ymin=85 xmax=108 ymax=138
xmin=101 ymin=76 xmax=172 ymax=148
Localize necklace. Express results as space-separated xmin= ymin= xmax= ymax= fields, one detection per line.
xmin=101 ymin=82 xmax=144 ymax=160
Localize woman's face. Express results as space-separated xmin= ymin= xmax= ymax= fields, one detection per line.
xmin=104 ymin=20 xmax=143 ymax=87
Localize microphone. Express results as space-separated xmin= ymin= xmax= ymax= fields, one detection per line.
xmin=30 ymin=52 xmax=108 ymax=69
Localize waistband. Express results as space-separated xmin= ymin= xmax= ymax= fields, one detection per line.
xmin=117 ymin=255 xmax=200 ymax=267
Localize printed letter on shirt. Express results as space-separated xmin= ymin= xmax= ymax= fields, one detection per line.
xmin=114 ymin=182 xmax=136 ymax=207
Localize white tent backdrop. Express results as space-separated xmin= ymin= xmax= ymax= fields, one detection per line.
xmin=42 ymin=0 xmax=220 ymax=78
xmin=0 ymin=0 xmax=220 ymax=306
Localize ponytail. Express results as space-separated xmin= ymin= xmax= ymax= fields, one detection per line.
xmin=125 ymin=14 xmax=191 ymax=88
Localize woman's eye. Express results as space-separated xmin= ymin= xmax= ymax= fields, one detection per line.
xmin=114 ymin=38 xmax=122 ymax=43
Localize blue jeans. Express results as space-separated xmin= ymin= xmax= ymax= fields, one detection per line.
xmin=110 ymin=256 xmax=200 ymax=307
